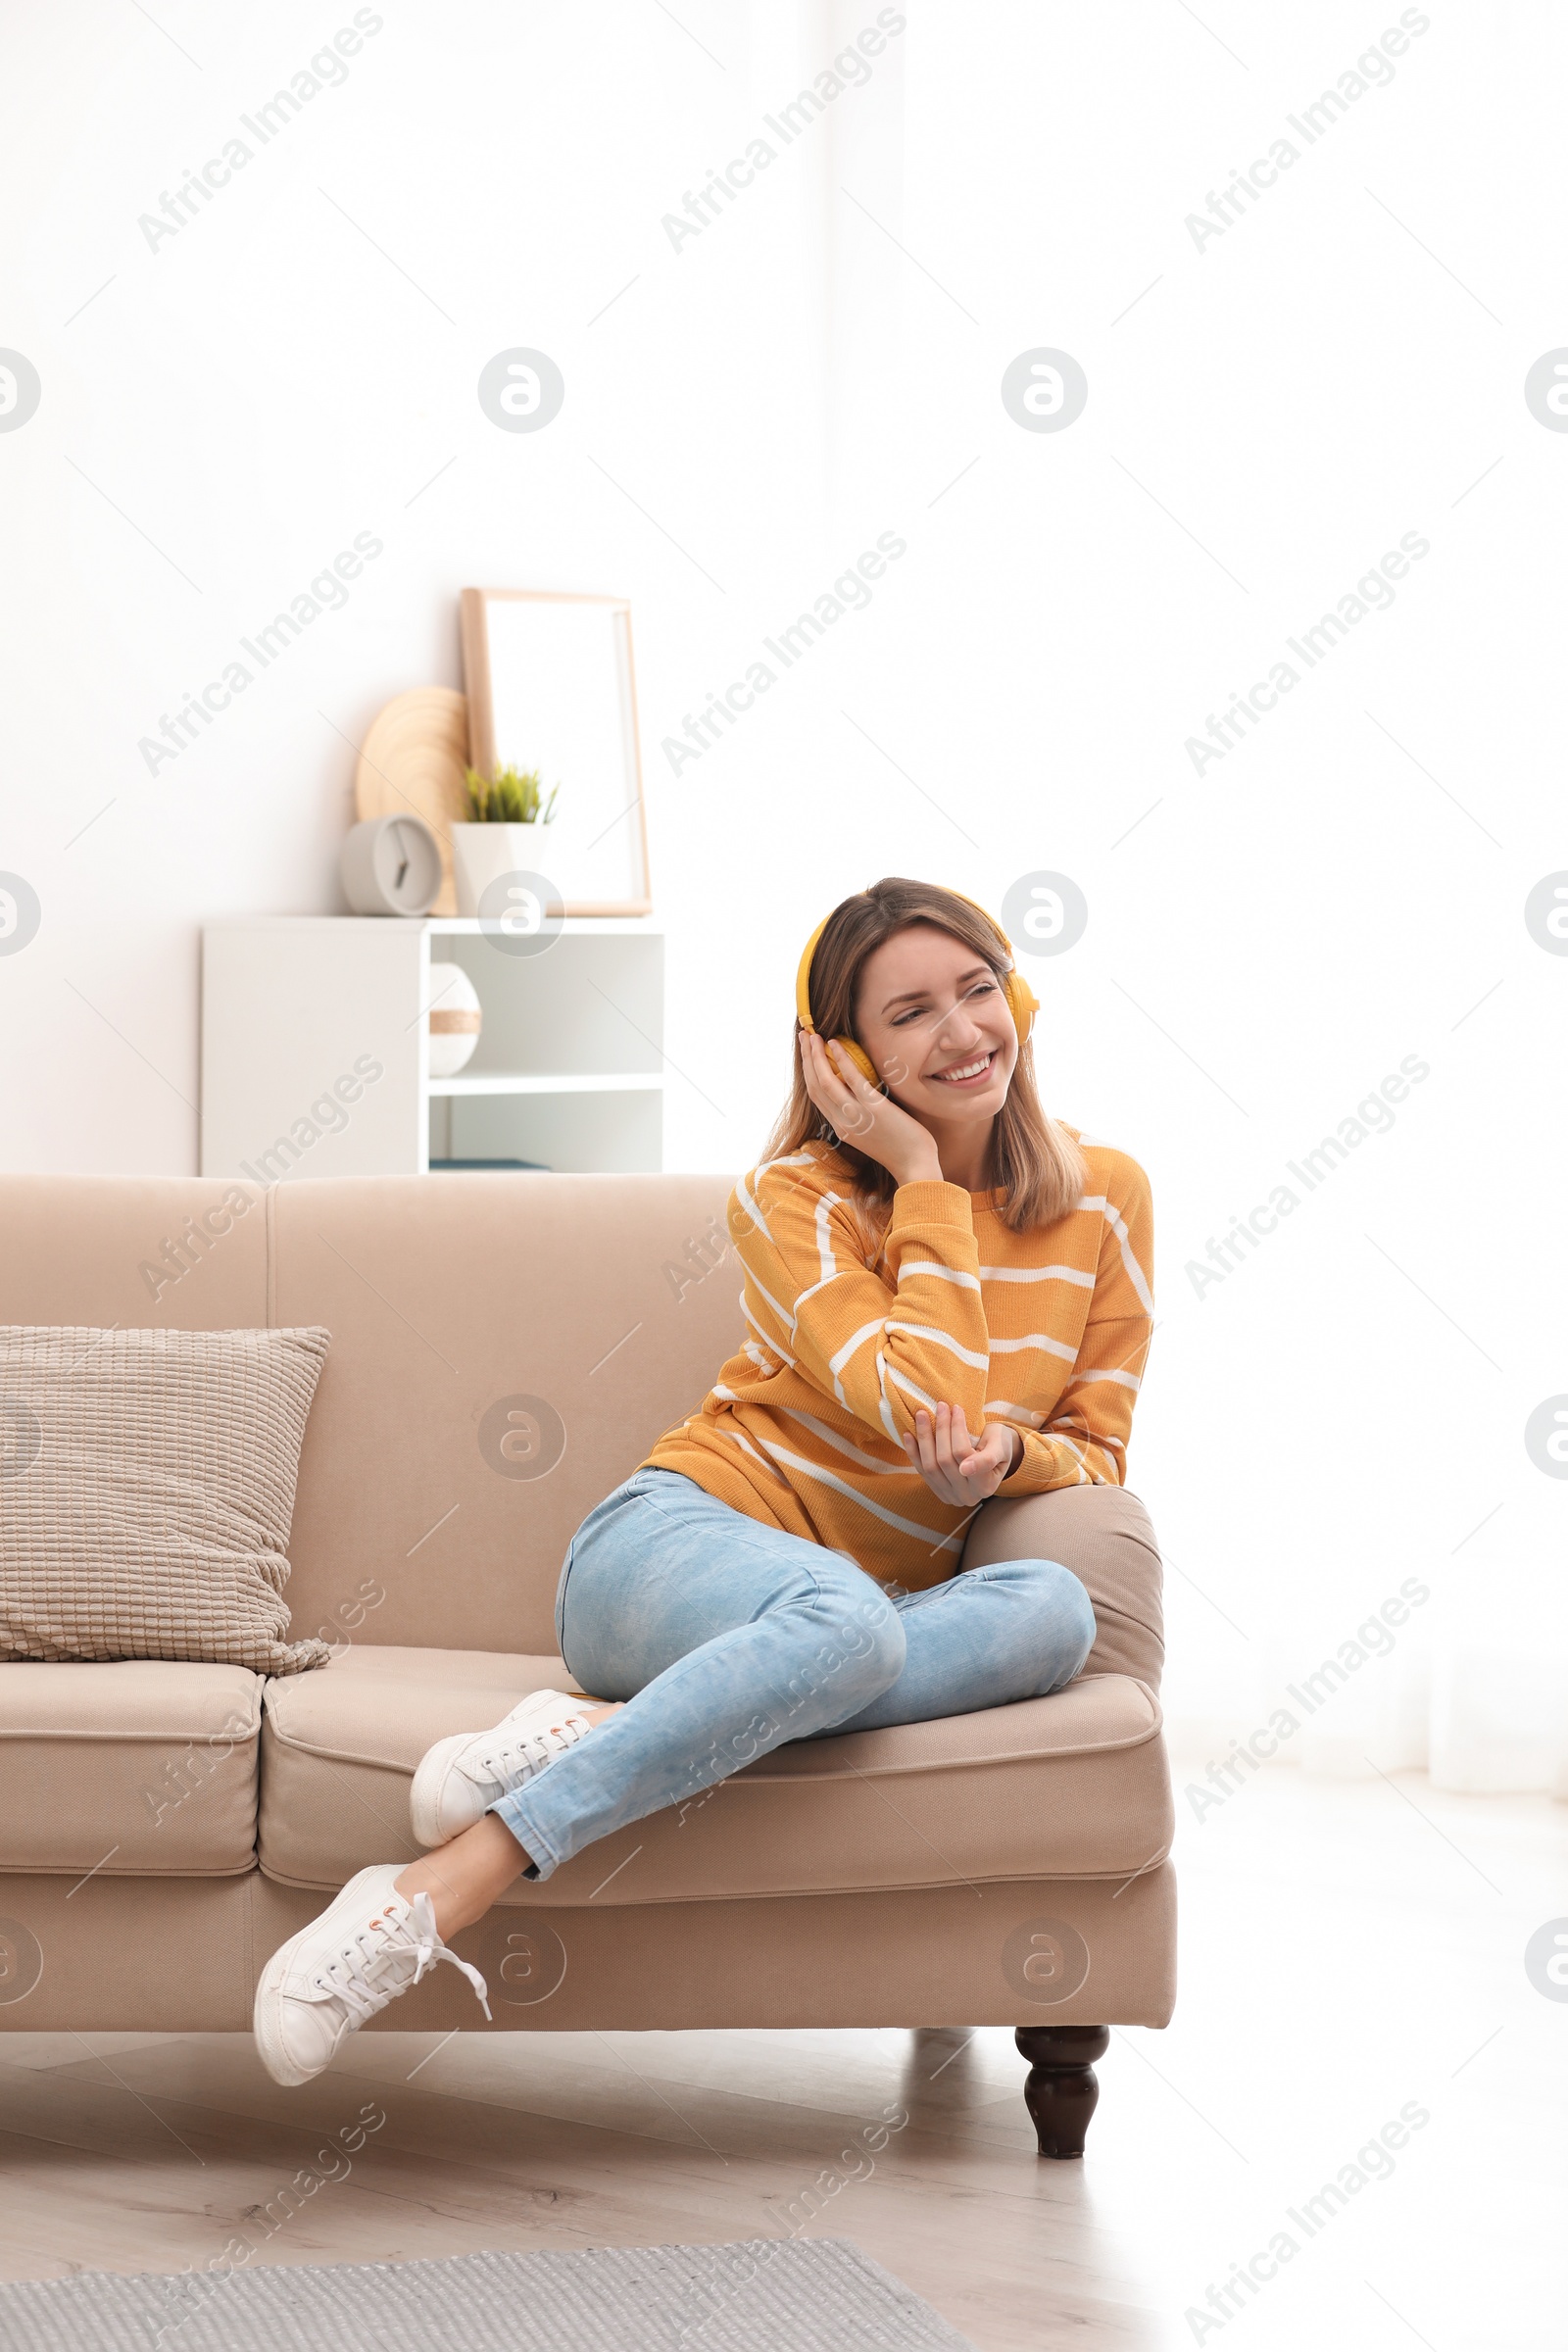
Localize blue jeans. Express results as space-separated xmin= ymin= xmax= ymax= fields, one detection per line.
xmin=492 ymin=1467 xmax=1096 ymax=1881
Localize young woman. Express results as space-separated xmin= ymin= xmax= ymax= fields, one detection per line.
xmin=254 ymin=877 xmax=1154 ymax=2086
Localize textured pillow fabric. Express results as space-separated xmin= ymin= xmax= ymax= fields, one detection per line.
xmin=0 ymin=1325 xmax=331 ymax=1675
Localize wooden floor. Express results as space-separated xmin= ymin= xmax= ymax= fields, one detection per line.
xmin=0 ymin=1766 xmax=1562 ymax=2350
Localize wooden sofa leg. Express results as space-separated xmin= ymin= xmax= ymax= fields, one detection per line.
xmin=1014 ymin=2025 xmax=1109 ymax=2158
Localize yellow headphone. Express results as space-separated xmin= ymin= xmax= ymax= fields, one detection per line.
xmin=795 ymin=892 xmax=1040 ymax=1086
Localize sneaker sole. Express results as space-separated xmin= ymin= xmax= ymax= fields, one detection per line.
xmin=253 ymin=1865 xmax=393 ymax=2087
xmin=253 ymin=1949 xmax=317 ymax=2087
xmin=409 ymin=1732 xmax=488 ymax=1849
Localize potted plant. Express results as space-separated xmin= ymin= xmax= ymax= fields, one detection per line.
xmin=451 ymin=764 xmax=560 ymax=918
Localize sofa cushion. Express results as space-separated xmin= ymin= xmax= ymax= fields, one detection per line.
xmin=0 ymin=1322 xmax=331 ymax=1674
xmin=0 ymin=1660 xmax=261 ymax=1874
xmin=258 ymin=1644 xmax=1172 ymax=1904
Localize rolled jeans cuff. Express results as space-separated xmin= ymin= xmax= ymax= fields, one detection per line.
xmin=488 ymin=1790 xmax=556 ymax=1882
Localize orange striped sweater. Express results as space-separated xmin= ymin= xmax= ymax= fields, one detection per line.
xmin=642 ymin=1127 xmax=1154 ymax=1591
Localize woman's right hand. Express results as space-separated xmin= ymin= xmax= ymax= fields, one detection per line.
xmin=800 ymin=1032 xmax=943 ymax=1188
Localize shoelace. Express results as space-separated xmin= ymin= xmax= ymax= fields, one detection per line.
xmin=314 ymin=1891 xmax=492 ymax=2024
xmin=471 ymin=1713 xmax=589 ymax=1784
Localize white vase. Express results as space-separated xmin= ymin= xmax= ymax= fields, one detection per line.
xmin=425 ymin=960 xmax=481 ymax=1078
xmin=451 ymin=821 xmax=558 ymax=919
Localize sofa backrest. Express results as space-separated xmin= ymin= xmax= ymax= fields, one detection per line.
xmin=0 ymin=1173 xmax=737 ymax=1655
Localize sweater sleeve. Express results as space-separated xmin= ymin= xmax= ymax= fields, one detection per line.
xmin=731 ymin=1153 xmax=990 ymax=1443
xmin=994 ymin=1157 xmax=1155 ymax=1494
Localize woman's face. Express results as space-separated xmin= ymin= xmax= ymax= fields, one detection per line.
xmin=853 ymin=923 xmax=1017 ymax=1128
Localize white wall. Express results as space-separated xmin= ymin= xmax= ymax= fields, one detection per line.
xmin=2 ymin=2 xmax=1563 ymax=1780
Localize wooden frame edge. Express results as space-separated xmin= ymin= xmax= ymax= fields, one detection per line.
xmin=458 ymin=588 xmax=653 ymax=920
xmin=457 ymin=589 xmax=496 ymax=782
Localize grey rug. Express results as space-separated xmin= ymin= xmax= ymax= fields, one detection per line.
xmin=0 ymin=2239 xmax=976 ymax=2352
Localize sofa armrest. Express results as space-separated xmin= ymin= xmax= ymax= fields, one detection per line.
xmin=959 ymin=1484 xmax=1164 ymax=1690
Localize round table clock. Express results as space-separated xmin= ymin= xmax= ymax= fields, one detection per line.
xmin=340 ymin=815 xmax=444 ymax=915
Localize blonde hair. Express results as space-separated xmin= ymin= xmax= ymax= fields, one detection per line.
xmin=760 ymin=877 xmax=1088 ymax=1238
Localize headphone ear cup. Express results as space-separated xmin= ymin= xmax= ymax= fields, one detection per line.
xmin=830 ymin=1036 xmax=879 ymax=1086
xmin=1006 ymin=972 xmax=1039 ymax=1046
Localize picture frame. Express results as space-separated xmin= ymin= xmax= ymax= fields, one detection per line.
xmin=459 ymin=588 xmax=653 ymax=917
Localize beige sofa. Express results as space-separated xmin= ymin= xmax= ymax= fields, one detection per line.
xmin=0 ymin=1172 xmax=1174 ymax=2156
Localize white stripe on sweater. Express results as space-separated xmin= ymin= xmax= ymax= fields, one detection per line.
xmin=734 ymin=1174 xmax=768 ymax=1238
xmin=773 ymin=1405 xmax=906 ymax=1475
xmin=812 ymin=1191 xmax=845 ymax=1288
xmin=1053 ymin=1413 xmax=1123 ymax=1451
xmin=884 ymin=1320 xmax=989 ymax=1372
xmin=829 ymin=1317 xmax=887 ymax=1377
xmin=986 ymin=1333 xmax=1078 ymax=1363
xmin=1076 ymin=1195 xmax=1155 ymax=1314
xmin=874 ymin=1354 xmax=901 ymax=1441
xmin=717 ymin=1422 xmax=793 ymax=1483
xmin=900 ymin=1259 xmax=983 ymax=1293
xmin=745 ymin=1269 xmax=798 ymax=1338
xmin=881 ymin=1360 xmax=939 ymax=1414
xmin=741 ymin=1298 xmax=798 ymax=1367
xmin=734 ymin=1152 xmax=813 ymax=1240
xmin=977 ymin=1262 xmax=1096 ymax=1288
xmin=759 ymin=1441 xmax=964 ymax=1553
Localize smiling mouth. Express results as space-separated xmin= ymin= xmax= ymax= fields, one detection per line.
xmin=929 ymin=1050 xmax=997 ymax=1087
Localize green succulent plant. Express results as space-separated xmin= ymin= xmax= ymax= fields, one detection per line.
xmin=462 ymin=764 xmax=559 ymax=825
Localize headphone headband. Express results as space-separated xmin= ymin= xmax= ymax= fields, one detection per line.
xmin=795 ymin=891 xmax=1038 ymax=1073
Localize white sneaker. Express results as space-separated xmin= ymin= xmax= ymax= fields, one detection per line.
xmin=409 ymin=1688 xmax=596 ymax=1848
xmin=253 ymin=1864 xmax=491 ymax=2087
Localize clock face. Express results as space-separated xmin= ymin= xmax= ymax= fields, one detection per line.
xmin=371 ymin=817 xmax=443 ymax=913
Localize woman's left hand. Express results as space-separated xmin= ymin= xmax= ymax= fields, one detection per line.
xmin=902 ymin=1401 xmax=1020 ymax=1507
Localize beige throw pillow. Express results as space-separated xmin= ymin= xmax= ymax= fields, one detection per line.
xmin=0 ymin=1325 xmax=331 ymax=1675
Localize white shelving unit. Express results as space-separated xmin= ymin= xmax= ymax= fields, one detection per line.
xmin=200 ymin=917 xmax=663 ymax=1180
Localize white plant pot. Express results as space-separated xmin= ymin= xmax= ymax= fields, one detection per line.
xmin=451 ymin=821 xmax=558 ymax=919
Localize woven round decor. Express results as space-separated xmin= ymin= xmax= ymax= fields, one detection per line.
xmin=354 ymin=688 xmax=469 ymax=916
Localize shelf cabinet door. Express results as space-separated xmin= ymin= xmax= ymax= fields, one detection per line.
xmin=201 ymin=923 xmax=423 ymax=1180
